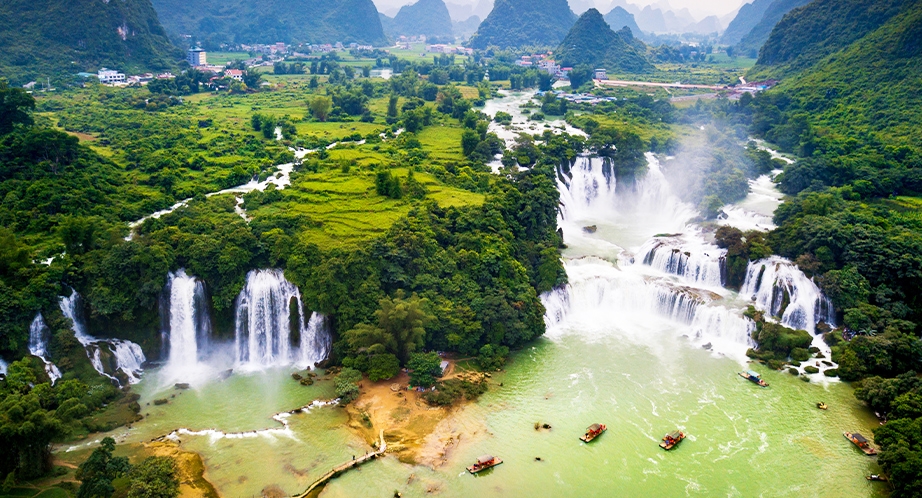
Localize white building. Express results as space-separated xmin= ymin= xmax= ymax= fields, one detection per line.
xmin=594 ymin=68 xmax=607 ymax=80
xmin=97 ymin=68 xmax=126 ymax=84
xmin=187 ymin=48 xmax=207 ymax=67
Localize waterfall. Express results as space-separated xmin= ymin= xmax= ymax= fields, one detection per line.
xmin=546 ymin=153 xmax=759 ymax=361
xmin=59 ymin=290 xmax=146 ymax=385
xmin=556 ymin=154 xmax=698 ymax=242
xmin=0 ymin=358 xmax=7 ymax=376
xmin=163 ymin=269 xmax=212 ymax=374
xmin=740 ymin=257 xmax=836 ymax=334
xmin=234 ymin=269 xmax=330 ymax=369
xmin=638 ymin=237 xmax=726 ymax=288
xmin=29 ymin=314 xmax=61 ymax=384
xmin=541 ymin=257 xmax=754 ymax=357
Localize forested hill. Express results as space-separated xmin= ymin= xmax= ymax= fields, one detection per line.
xmin=753 ymin=0 xmax=922 ymax=150
xmin=751 ymin=0 xmax=915 ymax=77
xmin=382 ymin=0 xmax=454 ymax=41
xmin=555 ymin=9 xmax=652 ymax=74
xmin=603 ymin=6 xmax=643 ymax=37
xmin=469 ymin=0 xmax=576 ymax=49
xmin=0 ymin=0 xmax=178 ymax=85
xmin=719 ymin=0 xmax=773 ymax=46
xmin=733 ymin=0 xmax=810 ymax=58
xmin=150 ymin=0 xmax=387 ymax=47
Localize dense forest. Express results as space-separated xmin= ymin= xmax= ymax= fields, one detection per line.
xmin=553 ymin=9 xmax=653 ymax=74
xmin=0 ymin=0 xmax=179 ymax=85
xmin=468 ymin=0 xmax=576 ymax=49
xmin=150 ymin=0 xmax=388 ymax=48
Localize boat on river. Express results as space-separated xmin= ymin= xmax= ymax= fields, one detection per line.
xmin=580 ymin=423 xmax=607 ymax=442
xmin=866 ymin=474 xmax=887 ymax=482
xmin=739 ymin=370 xmax=769 ymax=387
xmin=817 ymin=402 xmax=828 ymax=410
xmin=467 ymin=455 xmax=503 ymax=473
xmin=659 ymin=431 xmax=685 ymax=450
xmin=844 ymin=432 xmax=877 ymax=455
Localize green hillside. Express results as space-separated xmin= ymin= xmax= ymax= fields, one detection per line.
xmin=469 ymin=0 xmax=576 ymax=49
xmin=759 ymin=0 xmax=922 ymax=150
xmin=734 ymin=0 xmax=810 ymax=58
xmin=555 ymin=9 xmax=652 ymax=74
xmin=383 ymin=0 xmax=454 ymax=41
xmin=752 ymin=0 xmax=912 ymax=77
xmin=151 ymin=0 xmax=387 ymax=47
xmin=0 ymin=0 xmax=179 ymax=85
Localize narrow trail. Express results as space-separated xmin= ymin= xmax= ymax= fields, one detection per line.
xmin=292 ymin=429 xmax=387 ymax=498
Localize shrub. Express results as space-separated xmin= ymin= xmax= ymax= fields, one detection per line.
xmin=804 ymin=366 xmax=820 ymax=374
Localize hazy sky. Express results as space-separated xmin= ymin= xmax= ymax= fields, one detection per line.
xmin=372 ymin=0 xmax=748 ymax=19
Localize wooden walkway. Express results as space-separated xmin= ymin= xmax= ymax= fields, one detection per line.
xmin=292 ymin=430 xmax=387 ymax=497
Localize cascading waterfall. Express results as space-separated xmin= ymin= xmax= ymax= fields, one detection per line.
xmin=546 ymin=153 xmax=757 ymax=360
xmin=59 ymin=290 xmax=146 ymax=385
xmin=162 ymin=269 xmax=212 ymax=374
xmin=740 ymin=256 xmax=838 ymax=377
xmin=29 ymin=314 xmax=62 ymax=383
xmin=637 ymin=237 xmax=726 ymax=288
xmin=234 ymin=269 xmax=330 ymax=369
xmin=740 ymin=257 xmax=836 ymax=334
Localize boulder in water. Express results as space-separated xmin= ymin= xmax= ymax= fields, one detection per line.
xmin=174 ymin=383 xmax=190 ymax=390
xmin=583 ymin=225 xmax=597 ymax=233
xmin=701 ymin=343 xmax=712 ymax=350
xmin=154 ymin=398 xmax=168 ymax=405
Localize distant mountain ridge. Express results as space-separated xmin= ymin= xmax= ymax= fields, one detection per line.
xmin=0 ymin=0 xmax=178 ymax=84
xmin=720 ymin=0 xmax=774 ymax=46
xmin=603 ymin=6 xmax=644 ymax=36
xmin=150 ymin=0 xmax=387 ymax=47
xmin=555 ymin=9 xmax=653 ymax=74
xmin=469 ymin=0 xmax=577 ymax=49
xmin=733 ymin=0 xmax=811 ymax=57
xmin=381 ymin=0 xmax=454 ymax=41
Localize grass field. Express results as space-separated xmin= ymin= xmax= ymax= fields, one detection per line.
xmin=206 ymin=51 xmax=252 ymax=65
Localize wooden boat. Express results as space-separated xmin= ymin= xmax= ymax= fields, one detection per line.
xmin=659 ymin=430 xmax=685 ymax=450
xmin=866 ymin=474 xmax=887 ymax=482
xmin=580 ymin=423 xmax=607 ymax=442
xmin=467 ymin=455 xmax=503 ymax=474
xmin=844 ymin=432 xmax=878 ymax=455
xmin=817 ymin=402 xmax=828 ymax=410
xmin=739 ymin=370 xmax=769 ymax=387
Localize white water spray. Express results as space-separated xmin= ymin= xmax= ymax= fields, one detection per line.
xmin=163 ymin=269 xmax=211 ymax=376
xmin=29 ymin=314 xmax=62 ymax=384
xmin=547 ymin=154 xmax=756 ymax=360
xmin=59 ymin=290 xmax=146 ymax=385
xmin=234 ymin=269 xmax=330 ymax=369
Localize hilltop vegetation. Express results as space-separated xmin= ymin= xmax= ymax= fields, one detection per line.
xmin=554 ymin=9 xmax=652 ymax=74
xmin=150 ymin=0 xmax=387 ymax=48
xmin=381 ymin=0 xmax=454 ymax=42
xmin=469 ymin=0 xmax=576 ymax=49
xmin=0 ymin=0 xmax=179 ymax=85
xmin=752 ymin=0 xmax=914 ymax=77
